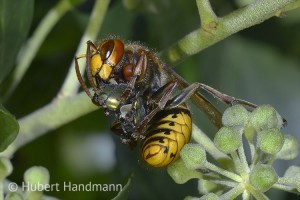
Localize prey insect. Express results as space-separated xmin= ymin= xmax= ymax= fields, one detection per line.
xmin=75 ymin=38 xmax=257 ymax=168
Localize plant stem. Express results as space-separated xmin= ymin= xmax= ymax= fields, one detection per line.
xmin=277 ymin=177 xmax=296 ymax=185
xmin=161 ymin=0 xmax=297 ymax=65
xmin=266 ymin=155 xmax=276 ymax=165
xmin=246 ymin=184 xmax=269 ymax=200
xmin=248 ymin=141 xmax=256 ymax=162
xmin=280 ymin=0 xmax=300 ymax=13
xmin=206 ymin=179 xmax=238 ymax=187
xmin=220 ymin=183 xmax=244 ymax=200
xmin=272 ymin=183 xmax=299 ymax=194
xmin=0 ymin=92 xmax=98 ymax=157
xmin=59 ymin=0 xmax=111 ymax=97
xmin=196 ymin=0 xmax=217 ymax=26
xmin=276 ymin=177 xmax=300 ymax=194
xmin=242 ymin=190 xmax=251 ymax=200
xmin=250 ymin=149 xmax=260 ymax=170
xmin=237 ymin=145 xmax=250 ymax=174
xmin=204 ymin=161 xmax=242 ymax=182
xmin=230 ymin=151 xmax=242 ymax=175
xmin=5 ymin=0 xmax=73 ymax=99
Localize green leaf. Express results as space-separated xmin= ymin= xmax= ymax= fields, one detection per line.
xmin=0 ymin=0 xmax=34 ymax=83
xmin=0 ymin=104 xmax=19 ymax=152
xmin=112 ymin=176 xmax=131 ymax=200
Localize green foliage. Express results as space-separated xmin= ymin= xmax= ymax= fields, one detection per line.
xmin=249 ymin=105 xmax=283 ymax=132
xmin=222 ymin=105 xmax=249 ymax=128
xmin=180 ymin=144 xmax=207 ymax=170
xmin=0 ymin=0 xmax=34 ymax=83
xmin=0 ymin=104 xmax=19 ymax=152
xmin=249 ymin=164 xmax=278 ymax=192
xmin=257 ymin=128 xmax=284 ymax=155
xmin=214 ymin=127 xmax=242 ymax=153
xmin=168 ymin=105 xmax=300 ymax=199
xmin=112 ymin=176 xmax=131 ymax=200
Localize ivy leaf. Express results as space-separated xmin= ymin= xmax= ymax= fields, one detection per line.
xmin=0 ymin=0 xmax=34 ymax=83
xmin=0 ymin=104 xmax=19 ymax=152
xmin=112 ymin=176 xmax=131 ymax=200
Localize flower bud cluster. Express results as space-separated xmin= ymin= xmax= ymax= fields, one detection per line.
xmin=168 ymin=105 xmax=300 ymax=199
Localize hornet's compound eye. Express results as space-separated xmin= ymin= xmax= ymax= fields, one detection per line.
xmin=90 ymin=39 xmax=124 ymax=81
xmin=100 ymin=39 xmax=124 ymax=66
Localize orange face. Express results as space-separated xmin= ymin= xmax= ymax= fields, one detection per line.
xmin=90 ymin=39 xmax=124 ymax=81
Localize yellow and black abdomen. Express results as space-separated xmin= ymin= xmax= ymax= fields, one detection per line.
xmin=141 ymin=104 xmax=192 ymax=168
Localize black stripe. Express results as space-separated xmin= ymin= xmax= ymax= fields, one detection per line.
xmin=145 ymin=128 xmax=175 ymax=138
xmin=142 ymin=136 xmax=169 ymax=147
xmin=147 ymin=106 xmax=190 ymax=131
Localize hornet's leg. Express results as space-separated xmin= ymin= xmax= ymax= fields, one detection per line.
xmin=75 ymin=54 xmax=93 ymax=99
xmin=198 ymin=83 xmax=287 ymax=126
xmin=85 ymin=40 xmax=99 ymax=91
xmin=132 ymin=81 xmax=200 ymax=140
xmin=167 ymin=82 xmax=201 ymax=108
xmin=162 ymin=65 xmax=222 ymax=128
xmin=132 ymin=79 xmax=178 ymax=140
xmin=120 ymin=51 xmax=147 ymax=103
xmin=198 ymin=83 xmax=257 ymax=109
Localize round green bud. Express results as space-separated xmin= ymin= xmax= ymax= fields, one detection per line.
xmin=249 ymin=164 xmax=278 ymax=192
xmin=0 ymin=157 xmax=12 ymax=180
xmin=249 ymin=105 xmax=282 ymax=132
xmin=24 ymin=166 xmax=50 ymax=187
xmin=222 ymin=105 xmax=249 ymax=128
xmin=276 ymin=134 xmax=300 ymax=160
xmin=167 ymin=158 xmax=202 ymax=184
xmin=180 ymin=144 xmax=206 ymax=170
xmin=257 ymin=128 xmax=284 ymax=155
xmin=214 ymin=127 xmax=242 ymax=153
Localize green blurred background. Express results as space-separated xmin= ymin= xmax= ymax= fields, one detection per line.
xmin=1 ymin=0 xmax=300 ymax=199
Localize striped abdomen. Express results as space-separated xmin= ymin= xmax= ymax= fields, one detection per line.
xmin=141 ymin=104 xmax=192 ymax=168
